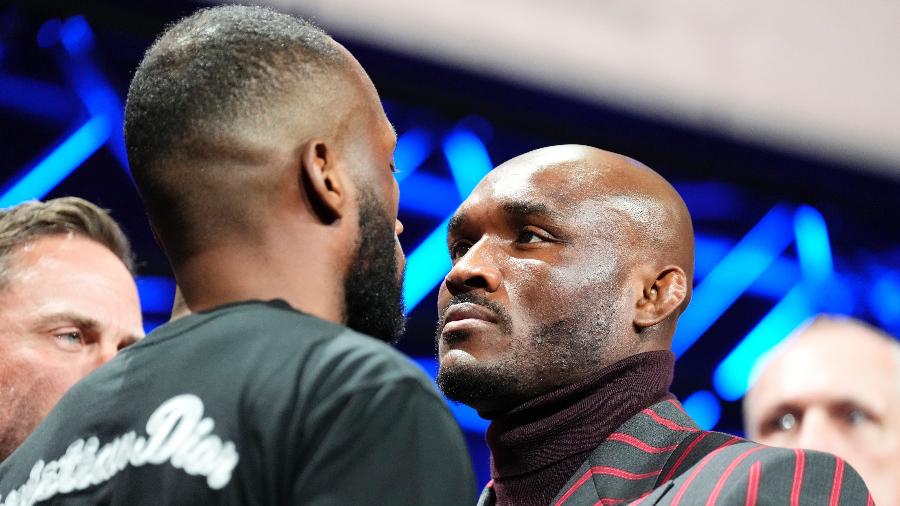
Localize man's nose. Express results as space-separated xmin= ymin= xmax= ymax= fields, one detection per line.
xmin=796 ymin=409 xmax=845 ymax=455
xmin=444 ymin=239 xmax=502 ymax=293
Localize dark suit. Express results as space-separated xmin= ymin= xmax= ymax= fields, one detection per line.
xmin=477 ymin=398 xmax=872 ymax=505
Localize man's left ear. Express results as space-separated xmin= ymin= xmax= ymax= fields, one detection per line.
xmin=633 ymin=266 xmax=688 ymax=329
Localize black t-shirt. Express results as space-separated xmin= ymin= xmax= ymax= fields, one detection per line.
xmin=0 ymin=300 xmax=475 ymax=505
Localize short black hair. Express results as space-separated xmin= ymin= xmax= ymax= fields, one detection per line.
xmin=124 ymin=5 xmax=346 ymax=259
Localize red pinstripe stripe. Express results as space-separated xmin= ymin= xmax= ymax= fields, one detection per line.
xmin=791 ymin=449 xmax=805 ymax=506
xmin=593 ymin=498 xmax=626 ymax=506
xmin=705 ymin=446 xmax=765 ymax=506
xmin=867 ymin=492 xmax=874 ymax=506
xmin=661 ymin=432 xmax=708 ymax=482
xmin=829 ymin=458 xmax=845 ymax=506
xmin=554 ymin=467 xmax=661 ymax=506
xmin=668 ymin=398 xmax=688 ymax=414
xmin=642 ymin=407 xmax=699 ymax=432
xmin=745 ymin=461 xmax=761 ymax=506
xmin=670 ymin=437 xmax=742 ymax=506
xmin=606 ymin=432 xmax=680 ymax=454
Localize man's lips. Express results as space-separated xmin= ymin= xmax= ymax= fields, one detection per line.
xmin=441 ymin=302 xmax=499 ymax=334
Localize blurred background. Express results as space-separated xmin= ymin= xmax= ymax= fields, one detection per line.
xmin=2 ymin=0 xmax=899 ymax=487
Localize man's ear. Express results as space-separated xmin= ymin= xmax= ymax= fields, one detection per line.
xmin=299 ymin=139 xmax=348 ymax=224
xmin=634 ymin=266 xmax=688 ymax=329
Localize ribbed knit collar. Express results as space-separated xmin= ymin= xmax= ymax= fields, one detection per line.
xmin=486 ymin=350 xmax=675 ymax=506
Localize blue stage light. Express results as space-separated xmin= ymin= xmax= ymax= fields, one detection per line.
xmin=412 ymin=357 xmax=489 ymax=433
xmin=60 ymin=16 xmax=94 ymax=55
xmin=871 ymin=272 xmax=900 ymax=327
xmin=682 ymin=390 xmax=721 ymax=430
xmin=0 ymin=115 xmax=111 ymax=208
xmin=674 ymin=182 xmax=741 ymax=220
xmin=136 ymin=276 xmax=177 ymax=315
xmin=37 ymin=19 xmax=62 ymax=48
xmin=402 ymin=215 xmax=452 ymax=314
xmin=400 ymin=173 xmax=461 ymax=218
xmin=394 ymin=128 xmax=433 ymax=183
xmin=793 ymin=205 xmax=833 ymax=284
xmin=443 ymin=128 xmax=493 ymax=198
xmin=0 ymin=74 xmax=76 ymax=121
xmin=693 ymin=234 xmax=733 ymax=280
xmin=714 ymin=284 xmax=814 ymax=401
xmin=60 ymin=71 xmax=128 ymax=170
xmin=673 ymin=205 xmax=795 ymax=357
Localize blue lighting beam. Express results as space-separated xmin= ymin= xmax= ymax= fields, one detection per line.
xmin=403 ymin=215 xmax=453 ymax=314
xmin=443 ymin=128 xmax=493 ymax=198
xmin=672 ymin=204 xmax=796 ymax=357
xmin=713 ymin=284 xmax=814 ymax=401
xmin=394 ymin=128 xmax=433 ymax=183
xmin=0 ymin=115 xmax=111 ymax=208
xmin=793 ymin=205 xmax=833 ymax=284
xmin=682 ymin=390 xmax=722 ymax=430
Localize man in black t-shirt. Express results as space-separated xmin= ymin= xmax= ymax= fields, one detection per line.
xmin=0 ymin=6 xmax=474 ymax=505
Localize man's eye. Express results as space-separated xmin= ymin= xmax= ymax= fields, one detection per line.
xmin=54 ymin=330 xmax=84 ymax=350
xmin=845 ymin=408 xmax=872 ymax=426
xmin=517 ymin=230 xmax=543 ymax=244
xmin=450 ymin=242 xmax=471 ymax=259
xmin=390 ymin=161 xmax=399 ymax=174
xmin=774 ymin=412 xmax=797 ymax=432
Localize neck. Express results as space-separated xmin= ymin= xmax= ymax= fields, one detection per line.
xmin=486 ymin=350 xmax=674 ymax=506
xmin=175 ymin=240 xmax=345 ymax=324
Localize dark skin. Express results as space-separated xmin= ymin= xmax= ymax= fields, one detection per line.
xmin=436 ymin=145 xmax=694 ymax=415
xmin=172 ymin=44 xmax=403 ymax=323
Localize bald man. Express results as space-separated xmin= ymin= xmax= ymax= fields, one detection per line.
xmin=745 ymin=316 xmax=900 ymax=505
xmin=435 ymin=145 xmax=871 ymax=505
xmin=0 ymin=6 xmax=473 ymax=504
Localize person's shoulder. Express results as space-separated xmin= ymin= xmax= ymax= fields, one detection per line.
xmin=206 ymin=301 xmax=439 ymax=402
xmin=653 ymin=438 xmax=872 ymax=504
xmin=308 ymin=327 xmax=438 ymax=399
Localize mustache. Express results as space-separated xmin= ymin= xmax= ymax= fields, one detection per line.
xmin=437 ymin=292 xmax=512 ymax=331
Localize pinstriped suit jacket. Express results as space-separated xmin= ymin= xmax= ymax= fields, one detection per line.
xmin=477 ymin=398 xmax=873 ymax=506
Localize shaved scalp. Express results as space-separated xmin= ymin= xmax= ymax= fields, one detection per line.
xmin=125 ymin=5 xmax=350 ymax=261
xmin=499 ymin=145 xmax=694 ymax=333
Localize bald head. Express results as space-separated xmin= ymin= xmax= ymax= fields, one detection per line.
xmin=744 ymin=316 xmax=900 ymax=505
xmin=487 ymin=145 xmax=694 ymax=311
xmin=436 ymin=144 xmax=694 ymax=413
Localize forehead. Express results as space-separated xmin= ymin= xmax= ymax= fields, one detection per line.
xmin=0 ymin=235 xmax=142 ymax=327
xmin=751 ymin=331 xmax=900 ymax=409
xmin=461 ymin=162 xmax=582 ymax=216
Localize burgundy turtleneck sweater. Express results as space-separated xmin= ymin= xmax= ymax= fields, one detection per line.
xmin=484 ymin=350 xmax=675 ymax=506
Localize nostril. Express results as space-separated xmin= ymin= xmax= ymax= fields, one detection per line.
xmin=464 ymin=276 xmax=489 ymax=289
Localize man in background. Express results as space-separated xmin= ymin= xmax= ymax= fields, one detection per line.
xmin=0 ymin=197 xmax=143 ymax=461
xmin=436 ymin=144 xmax=870 ymax=505
xmin=0 ymin=6 xmax=473 ymax=504
xmin=745 ymin=315 xmax=900 ymax=505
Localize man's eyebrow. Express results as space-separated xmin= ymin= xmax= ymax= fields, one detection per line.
xmin=501 ymin=200 xmax=558 ymax=220
xmin=32 ymin=311 xmax=101 ymax=332
xmin=447 ymin=213 xmax=467 ymax=236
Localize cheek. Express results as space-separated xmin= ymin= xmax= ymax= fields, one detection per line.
xmin=0 ymin=345 xmax=85 ymax=404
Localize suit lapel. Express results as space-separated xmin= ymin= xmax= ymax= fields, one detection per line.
xmin=551 ymin=399 xmax=702 ymax=506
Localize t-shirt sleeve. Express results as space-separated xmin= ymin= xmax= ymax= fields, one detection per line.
xmin=291 ymin=375 xmax=476 ymax=505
